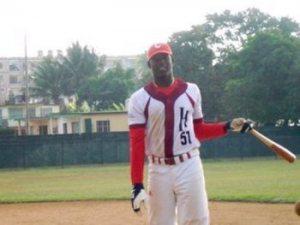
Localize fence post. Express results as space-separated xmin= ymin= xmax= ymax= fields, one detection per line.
xmin=60 ymin=139 xmax=64 ymax=168
xmin=22 ymin=139 xmax=26 ymax=169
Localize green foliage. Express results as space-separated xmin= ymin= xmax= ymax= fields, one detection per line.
xmin=224 ymin=30 xmax=300 ymax=123
xmin=169 ymin=26 xmax=226 ymax=120
xmin=107 ymin=102 xmax=126 ymax=111
xmin=134 ymin=53 xmax=152 ymax=87
xmin=204 ymin=8 xmax=299 ymax=59
xmin=60 ymin=42 xmax=102 ymax=100
xmin=80 ymin=101 xmax=91 ymax=112
xmin=165 ymin=8 xmax=300 ymax=123
xmin=65 ymin=101 xmax=77 ymax=112
xmin=78 ymin=62 xmax=135 ymax=110
xmin=31 ymin=56 xmax=65 ymax=104
xmin=65 ymin=100 xmax=91 ymax=113
xmin=170 ymin=26 xmax=214 ymax=85
xmin=30 ymin=8 xmax=300 ymax=123
xmin=32 ymin=42 xmax=135 ymax=111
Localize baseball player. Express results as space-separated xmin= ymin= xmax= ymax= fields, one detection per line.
xmin=128 ymin=43 xmax=252 ymax=225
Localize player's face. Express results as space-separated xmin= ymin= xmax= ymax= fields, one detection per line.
xmin=148 ymin=53 xmax=173 ymax=80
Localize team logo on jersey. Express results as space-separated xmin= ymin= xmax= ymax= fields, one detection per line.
xmin=179 ymin=107 xmax=188 ymax=131
xmin=179 ymin=107 xmax=192 ymax=145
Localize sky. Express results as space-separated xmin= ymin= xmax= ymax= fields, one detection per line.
xmin=1 ymin=0 xmax=299 ymax=57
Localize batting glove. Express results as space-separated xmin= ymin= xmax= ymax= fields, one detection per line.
xmin=227 ymin=118 xmax=254 ymax=133
xmin=240 ymin=119 xmax=254 ymax=133
xmin=131 ymin=183 xmax=148 ymax=213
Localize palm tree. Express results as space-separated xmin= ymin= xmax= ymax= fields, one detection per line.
xmin=31 ymin=57 xmax=64 ymax=104
xmin=60 ymin=42 xmax=101 ymax=99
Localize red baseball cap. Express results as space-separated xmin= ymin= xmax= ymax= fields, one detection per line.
xmin=147 ymin=43 xmax=172 ymax=61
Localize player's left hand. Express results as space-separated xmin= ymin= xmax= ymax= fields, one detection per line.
xmin=131 ymin=183 xmax=148 ymax=213
xmin=229 ymin=118 xmax=254 ymax=133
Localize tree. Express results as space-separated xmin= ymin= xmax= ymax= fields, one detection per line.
xmin=224 ymin=30 xmax=300 ymax=124
xmin=204 ymin=8 xmax=299 ymax=60
xmin=60 ymin=42 xmax=103 ymax=100
xmin=78 ymin=62 xmax=135 ymax=110
xmin=284 ymin=38 xmax=300 ymax=122
xmin=134 ymin=53 xmax=152 ymax=87
xmin=169 ymin=8 xmax=300 ymax=121
xmin=169 ymin=26 xmax=229 ymax=120
xmin=31 ymin=56 xmax=64 ymax=104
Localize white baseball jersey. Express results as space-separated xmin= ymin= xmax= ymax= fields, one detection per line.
xmin=128 ymin=79 xmax=203 ymax=158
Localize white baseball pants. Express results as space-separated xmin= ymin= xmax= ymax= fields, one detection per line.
xmin=147 ymin=154 xmax=209 ymax=225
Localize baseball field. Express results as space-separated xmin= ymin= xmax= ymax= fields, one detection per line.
xmin=0 ymin=157 xmax=299 ymax=224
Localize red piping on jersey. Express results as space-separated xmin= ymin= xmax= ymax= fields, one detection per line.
xmin=185 ymin=92 xmax=195 ymax=108
xmin=144 ymin=78 xmax=187 ymax=158
xmin=144 ymin=97 xmax=150 ymax=123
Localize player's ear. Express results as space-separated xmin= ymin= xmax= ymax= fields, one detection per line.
xmin=170 ymin=56 xmax=174 ymax=66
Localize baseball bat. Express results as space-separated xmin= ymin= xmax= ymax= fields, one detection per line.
xmin=249 ymin=128 xmax=296 ymax=163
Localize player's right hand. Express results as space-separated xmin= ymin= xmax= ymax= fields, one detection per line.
xmin=131 ymin=183 xmax=147 ymax=213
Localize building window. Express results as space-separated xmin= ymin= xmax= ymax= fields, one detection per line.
xmin=96 ymin=120 xmax=110 ymax=133
xmin=28 ymin=108 xmax=36 ymax=118
xmin=9 ymin=76 xmax=18 ymax=84
xmin=9 ymin=64 xmax=20 ymax=71
xmin=53 ymin=127 xmax=58 ymax=134
xmin=14 ymin=94 xmax=25 ymax=104
xmin=30 ymin=126 xmax=34 ymax=135
xmin=8 ymin=108 xmax=23 ymax=119
xmin=41 ymin=107 xmax=53 ymax=117
xmin=71 ymin=122 xmax=79 ymax=133
xmin=63 ymin=123 xmax=68 ymax=134
xmin=39 ymin=125 xmax=48 ymax=135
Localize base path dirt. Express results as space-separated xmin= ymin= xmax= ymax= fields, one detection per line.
xmin=0 ymin=201 xmax=298 ymax=225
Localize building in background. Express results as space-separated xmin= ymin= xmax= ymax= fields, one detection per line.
xmin=0 ymin=104 xmax=128 ymax=135
xmin=104 ymin=55 xmax=137 ymax=71
xmin=0 ymin=52 xmax=138 ymax=105
xmin=0 ymin=52 xmax=135 ymax=135
xmin=0 ymin=103 xmax=60 ymax=135
xmin=0 ymin=56 xmax=41 ymax=105
xmin=28 ymin=111 xmax=128 ymax=135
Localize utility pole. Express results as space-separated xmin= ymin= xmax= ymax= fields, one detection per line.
xmin=24 ymin=35 xmax=30 ymax=135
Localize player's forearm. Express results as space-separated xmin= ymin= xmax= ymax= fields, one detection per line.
xmin=193 ymin=118 xmax=228 ymax=141
xmin=129 ymin=127 xmax=146 ymax=184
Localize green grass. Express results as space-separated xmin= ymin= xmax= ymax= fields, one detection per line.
xmin=203 ymin=157 xmax=300 ymax=203
xmin=0 ymin=164 xmax=131 ymax=203
xmin=0 ymin=157 xmax=299 ymax=203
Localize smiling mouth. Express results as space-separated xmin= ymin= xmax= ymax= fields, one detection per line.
xmin=159 ymin=67 xmax=167 ymax=71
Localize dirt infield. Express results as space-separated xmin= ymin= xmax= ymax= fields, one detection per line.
xmin=0 ymin=201 xmax=298 ymax=225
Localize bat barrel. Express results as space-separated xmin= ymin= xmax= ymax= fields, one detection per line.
xmin=270 ymin=144 xmax=296 ymax=163
xmin=250 ymin=129 xmax=296 ymax=163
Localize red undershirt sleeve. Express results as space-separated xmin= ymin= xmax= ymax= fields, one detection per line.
xmin=129 ymin=126 xmax=146 ymax=185
xmin=193 ymin=118 xmax=228 ymax=142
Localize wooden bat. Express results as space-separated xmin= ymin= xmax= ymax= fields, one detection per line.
xmin=249 ymin=128 xmax=296 ymax=163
